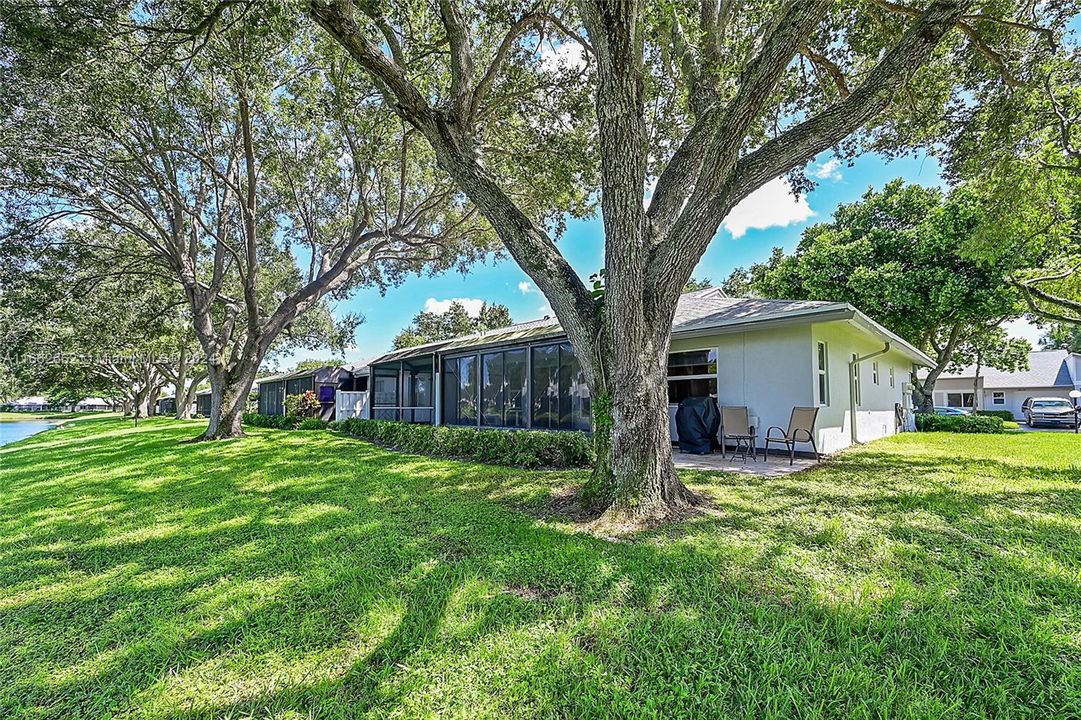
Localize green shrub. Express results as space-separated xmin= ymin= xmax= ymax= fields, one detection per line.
xmin=915 ymin=413 xmax=1004 ymax=434
xmin=336 ymin=418 xmax=593 ymax=469
xmin=975 ymin=410 xmax=1015 ymax=421
xmin=242 ymin=412 xmax=300 ymax=430
xmin=297 ymin=417 xmax=327 ymax=430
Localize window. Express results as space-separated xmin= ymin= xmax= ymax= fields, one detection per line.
xmin=667 ymin=348 xmax=719 ymax=405
xmin=889 ymin=366 xmax=895 ymax=388
xmin=504 ymin=349 xmax=527 ymax=428
xmin=442 ymin=355 xmax=478 ymax=426
xmin=480 ymin=349 xmax=527 ymax=428
xmin=667 ymin=349 xmax=717 ymax=376
xmin=402 ymin=357 xmax=434 ymax=423
xmin=992 ymin=391 xmax=1005 ymax=406
xmin=851 ymin=354 xmax=861 ymax=406
xmin=531 ymin=343 xmax=590 ymax=431
xmin=481 ymin=351 xmax=504 ymax=427
xmin=372 ymin=366 xmax=400 ymax=420
xmin=285 ymin=375 xmax=313 ymax=397
xmin=817 ymin=342 xmax=829 ymax=406
xmin=946 ymin=392 xmax=975 ymax=408
xmin=872 ymin=361 xmax=880 ymax=385
xmin=259 ymin=381 xmax=285 ymax=416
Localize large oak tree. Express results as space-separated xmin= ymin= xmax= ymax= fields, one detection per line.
xmin=299 ymin=0 xmax=1078 ymax=518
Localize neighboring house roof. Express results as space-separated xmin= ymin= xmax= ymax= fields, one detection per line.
xmin=934 ymin=349 xmax=1078 ymax=389
xmin=9 ymin=396 xmax=49 ymax=405
xmin=366 ymin=288 xmax=933 ymax=367
xmin=339 ymin=357 xmax=377 ymax=375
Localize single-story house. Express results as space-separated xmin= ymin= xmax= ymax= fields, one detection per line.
xmin=360 ymin=288 xmax=932 ymax=454
xmin=256 ymin=365 xmax=362 ymax=421
xmin=156 ymin=396 xmax=177 ymax=415
xmin=928 ymin=349 xmax=1081 ymax=419
xmin=74 ymin=397 xmax=114 ymax=411
xmin=4 ymin=396 xmax=55 ymax=412
xmin=3 ymin=396 xmax=114 ymax=412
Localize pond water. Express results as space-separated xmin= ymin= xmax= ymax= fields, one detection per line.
xmin=0 ymin=420 xmax=56 ymax=447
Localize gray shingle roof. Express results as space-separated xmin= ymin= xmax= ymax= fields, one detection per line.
xmin=936 ymin=349 xmax=1077 ymax=389
xmin=672 ymin=289 xmax=845 ymax=333
xmin=363 ymin=287 xmax=930 ymax=366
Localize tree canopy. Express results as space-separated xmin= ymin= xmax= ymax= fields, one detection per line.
xmin=392 ymin=301 xmax=513 ymax=349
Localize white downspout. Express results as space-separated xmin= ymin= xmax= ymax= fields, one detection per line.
xmin=848 ymin=342 xmax=891 ymax=445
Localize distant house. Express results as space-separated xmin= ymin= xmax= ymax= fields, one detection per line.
xmin=74 ymin=398 xmax=113 ymax=411
xmin=6 ymin=396 xmax=54 ymax=412
xmin=5 ymin=396 xmax=113 ymax=412
xmin=359 ymin=288 xmax=932 ymax=455
xmin=156 ymin=397 xmax=176 ymax=416
xmin=257 ymin=365 xmax=367 ymax=421
xmin=929 ymin=349 xmax=1081 ymax=419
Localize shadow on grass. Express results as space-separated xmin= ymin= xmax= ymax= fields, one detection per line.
xmin=1 ymin=419 xmax=1079 ymax=718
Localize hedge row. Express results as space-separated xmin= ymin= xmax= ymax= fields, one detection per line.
xmin=242 ymin=413 xmax=328 ymax=430
xmin=915 ymin=413 xmax=1004 ymax=434
xmin=974 ymin=410 xmax=1016 ymax=421
xmin=332 ymin=417 xmax=594 ymax=469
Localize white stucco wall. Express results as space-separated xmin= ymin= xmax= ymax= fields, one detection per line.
xmin=809 ymin=321 xmax=915 ymax=453
xmin=669 ymin=320 xmax=918 ymax=456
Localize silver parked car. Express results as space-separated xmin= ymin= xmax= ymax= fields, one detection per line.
xmin=1021 ymin=397 xmax=1078 ymax=428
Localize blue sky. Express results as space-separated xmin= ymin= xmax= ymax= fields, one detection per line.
xmin=281 ymin=148 xmax=1042 ymax=370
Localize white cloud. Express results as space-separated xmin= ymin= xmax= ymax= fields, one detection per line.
xmin=812 ymin=158 xmax=843 ymax=181
xmin=518 ymin=281 xmax=536 ymax=295
xmin=423 ymin=297 xmax=485 ymax=316
xmin=722 ymin=177 xmax=815 ymax=239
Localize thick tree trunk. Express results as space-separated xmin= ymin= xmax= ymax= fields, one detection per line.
xmin=604 ymin=346 xmax=693 ymax=517
xmin=197 ymin=354 xmax=262 ymax=440
xmin=583 ymin=310 xmax=695 ymax=519
xmin=913 ymin=377 xmax=936 ymax=413
xmin=132 ymin=385 xmax=152 ymax=419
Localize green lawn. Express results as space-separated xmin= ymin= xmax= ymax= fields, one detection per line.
xmin=1 ymin=418 xmax=1078 ymax=719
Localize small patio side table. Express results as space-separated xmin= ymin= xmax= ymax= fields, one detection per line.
xmin=727 ymin=433 xmax=757 ymax=462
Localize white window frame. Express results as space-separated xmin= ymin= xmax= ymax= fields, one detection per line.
xmin=872 ymin=361 xmax=880 ymax=385
xmin=816 ymin=341 xmax=830 ymax=406
xmin=889 ymin=366 xmax=895 ymax=388
xmin=992 ymin=391 xmax=1005 ymax=406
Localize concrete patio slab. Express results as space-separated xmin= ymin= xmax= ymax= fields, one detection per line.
xmin=673 ymin=450 xmax=818 ymax=477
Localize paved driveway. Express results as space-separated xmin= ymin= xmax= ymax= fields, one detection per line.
xmin=1014 ymin=423 xmax=1078 ymax=433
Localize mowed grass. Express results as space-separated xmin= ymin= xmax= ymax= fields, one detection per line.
xmin=0 ymin=419 xmax=1079 ymax=719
